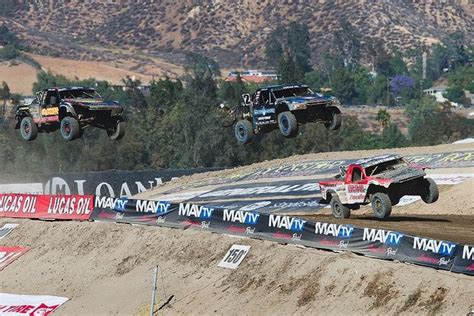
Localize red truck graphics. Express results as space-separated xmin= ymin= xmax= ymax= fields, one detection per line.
xmin=319 ymin=154 xmax=439 ymax=220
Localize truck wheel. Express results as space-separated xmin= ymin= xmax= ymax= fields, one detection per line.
xmin=234 ymin=120 xmax=253 ymax=144
xmin=330 ymin=196 xmax=351 ymax=219
xmin=20 ymin=117 xmax=38 ymax=141
xmin=324 ymin=106 xmax=342 ymax=130
xmin=278 ymin=111 xmax=298 ymax=137
xmin=420 ymin=178 xmax=439 ymax=204
xmin=107 ymin=118 xmax=125 ymax=140
xmin=371 ymin=193 xmax=392 ymax=220
xmin=60 ymin=117 xmax=80 ymax=141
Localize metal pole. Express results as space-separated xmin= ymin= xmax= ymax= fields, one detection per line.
xmin=150 ymin=265 xmax=159 ymax=316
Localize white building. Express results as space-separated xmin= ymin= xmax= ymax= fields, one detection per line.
xmin=423 ymin=85 xmax=459 ymax=107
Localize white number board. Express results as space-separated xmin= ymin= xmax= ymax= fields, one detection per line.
xmin=218 ymin=245 xmax=251 ymax=269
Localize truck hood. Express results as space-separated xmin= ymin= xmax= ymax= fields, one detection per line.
xmin=278 ymin=94 xmax=334 ymax=105
xmin=63 ymin=99 xmax=122 ymax=108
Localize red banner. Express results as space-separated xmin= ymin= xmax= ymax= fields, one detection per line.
xmin=0 ymin=246 xmax=30 ymax=271
xmin=0 ymin=194 xmax=94 ymax=220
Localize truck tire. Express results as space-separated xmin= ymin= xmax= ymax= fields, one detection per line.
xmin=420 ymin=178 xmax=439 ymax=204
xmin=324 ymin=106 xmax=342 ymax=130
xmin=107 ymin=118 xmax=125 ymax=140
xmin=60 ymin=116 xmax=80 ymax=141
xmin=371 ymin=193 xmax=392 ymax=220
xmin=330 ymin=195 xmax=351 ymax=219
xmin=234 ymin=120 xmax=253 ymax=144
xmin=278 ymin=111 xmax=298 ymax=138
xmin=20 ymin=117 xmax=38 ymax=141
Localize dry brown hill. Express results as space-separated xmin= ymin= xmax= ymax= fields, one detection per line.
xmin=1 ymin=0 xmax=472 ymax=68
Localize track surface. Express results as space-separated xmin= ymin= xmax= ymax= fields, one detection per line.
xmin=302 ymin=214 xmax=474 ymax=245
xmin=140 ymin=143 xmax=474 ymax=246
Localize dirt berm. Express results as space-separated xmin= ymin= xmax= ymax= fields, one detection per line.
xmin=2 ymin=142 xmax=473 ymax=314
xmin=1 ymin=218 xmax=473 ymax=315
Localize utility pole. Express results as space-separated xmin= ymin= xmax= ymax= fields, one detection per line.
xmin=422 ymin=51 xmax=427 ymax=80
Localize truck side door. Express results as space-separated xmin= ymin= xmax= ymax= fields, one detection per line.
xmin=252 ymin=89 xmax=276 ymax=126
xmin=345 ymin=165 xmax=369 ymax=203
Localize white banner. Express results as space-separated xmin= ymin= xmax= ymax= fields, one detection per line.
xmin=0 ymin=184 xmax=43 ymax=195
xmin=0 ymin=293 xmax=68 ymax=315
xmin=0 ymin=224 xmax=18 ymax=240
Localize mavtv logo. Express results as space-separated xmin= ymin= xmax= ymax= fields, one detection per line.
xmin=363 ymin=228 xmax=403 ymax=245
xmin=178 ymin=203 xmax=214 ymax=219
xmin=314 ymin=222 xmax=353 ymax=238
xmin=223 ymin=209 xmax=260 ymax=225
xmin=268 ymin=215 xmax=306 ymax=232
xmin=95 ymin=196 xmax=128 ymax=212
xmin=413 ymin=237 xmax=456 ymax=256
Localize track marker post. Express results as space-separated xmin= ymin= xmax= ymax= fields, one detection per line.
xmin=150 ymin=265 xmax=159 ymax=316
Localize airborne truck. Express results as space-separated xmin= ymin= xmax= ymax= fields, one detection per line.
xmin=318 ymin=154 xmax=439 ymax=220
xmin=232 ymin=84 xmax=342 ymax=144
xmin=15 ymin=87 xmax=125 ymax=141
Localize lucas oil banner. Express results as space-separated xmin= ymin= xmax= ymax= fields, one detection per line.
xmin=0 ymin=194 xmax=94 ymax=220
xmin=90 ymin=197 xmax=474 ymax=276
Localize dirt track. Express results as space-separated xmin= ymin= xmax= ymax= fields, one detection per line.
xmin=1 ymin=219 xmax=473 ymax=315
xmin=2 ymin=142 xmax=473 ymax=314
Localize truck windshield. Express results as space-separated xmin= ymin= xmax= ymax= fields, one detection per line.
xmin=365 ymin=158 xmax=407 ymax=176
xmin=273 ymin=87 xmax=312 ymax=98
xmin=59 ymin=90 xmax=101 ymax=99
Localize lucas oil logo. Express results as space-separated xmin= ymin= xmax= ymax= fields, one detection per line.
xmin=178 ymin=203 xmax=214 ymax=219
xmin=268 ymin=215 xmax=306 ymax=232
xmin=363 ymin=228 xmax=403 ymax=246
xmin=223 ymin=209 xmax=259 ymax=225
xmin=314 ymin=222 xmax=353 ymax=238
xmin=413 ymin=237 xmax=456 ymax=256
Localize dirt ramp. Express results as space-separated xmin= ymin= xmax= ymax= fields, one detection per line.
xmin=1 ymin=219 xmax=472 ymax=315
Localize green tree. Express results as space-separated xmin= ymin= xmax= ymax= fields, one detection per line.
xmin=375 ymin=109 xmax=391 ymax=128
xmin=331 ymin=68 xmax=356 ymax=104
xmin=1 ymin=81 xmax=10 ymax=115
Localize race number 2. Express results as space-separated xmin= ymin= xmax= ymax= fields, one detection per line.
xmin=218 ymin=245 xmax=251 ymax=269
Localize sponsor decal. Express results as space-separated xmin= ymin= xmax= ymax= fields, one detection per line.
xmin=462 ymin=245 xmax=474 ymax=260
xmin=314 ymin=222 xmax=353 ymax=238
xmin=178 ymin=203 xmax=214 ymax=219
xmin=413 ymin=237 xmax=456 ymax=256
xmin=253 ymin=108 xmax=276 ymax=115
xmin=363 ymin=228 xmax=403 ymax=246
xmin=47 ymin=196 xmax=93 ymax=215
xmin=0 ymin=194 xmax=93 ymax=220
xmin=41 ymin=107 xmax=59 ymax=116
xmin=95 ymin=196 xmax=129 ymax=212
xmin=0 ymin=246 xmax=30 ymax=271
xmin=0 ymin=195 xmax=37 ymax=214
xmin=417 ymin=254 xmax=452 ymax=266
xmin=135 ymin=200 xmax=171 ymax=214
xmin=222 ymin=209 xmax=259 ymax=225
xmin=268 ymin=215 xmax=306 ymax=232
xmin=0 ymin=293 xmax=68 ymax=315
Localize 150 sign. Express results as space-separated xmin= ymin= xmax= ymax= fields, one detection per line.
xmin=218 ymin=245 xmax=251 ymax=269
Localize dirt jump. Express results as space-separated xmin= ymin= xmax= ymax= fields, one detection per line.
xmin=1 ymin=142 xmax=473 ymax=314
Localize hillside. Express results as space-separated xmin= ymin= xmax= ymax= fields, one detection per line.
xmin=1 ymin=0 xmax=472 ymax=69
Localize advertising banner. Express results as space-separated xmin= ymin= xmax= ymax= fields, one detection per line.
xmin=0 ymin=194 xmax=94 ymax=220
xmin=91 ymin=197 xmax=474 ymax=275
xmin=0 ymin=246 xmax=30 ymax=271
xmin=0 ymin=293 xmax=68 ymax=315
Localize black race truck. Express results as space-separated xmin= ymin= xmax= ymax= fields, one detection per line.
xmin=15 ymin=87 xmax=125 ymax=141
xmin=231 ymin=84 xmax=342 ymax=144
